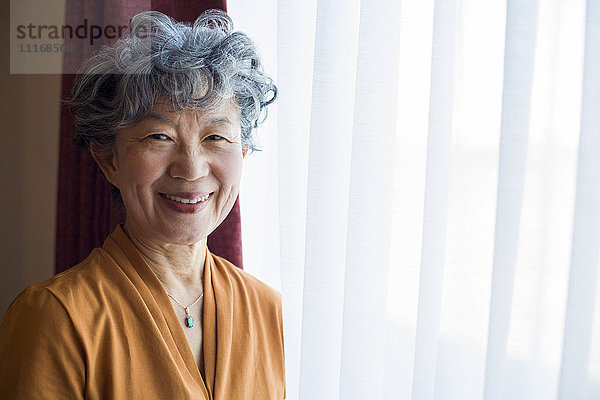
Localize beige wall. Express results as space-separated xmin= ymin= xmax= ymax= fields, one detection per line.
xmin=1 ymin=2 xmax=61 ymax=318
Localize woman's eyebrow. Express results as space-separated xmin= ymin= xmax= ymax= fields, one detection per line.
xmin=143 ymin=114 xmax=234 ymax=128
xmin=209 ymin=117 xmax=233 ymax=125
xmin=145 ymin=114 xmax=176 ymax=127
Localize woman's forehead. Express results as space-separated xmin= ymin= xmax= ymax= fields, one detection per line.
xmin=149 ymin=98 xmax=241 ymax=119
xmin=137 ymin=99 xmax=241 ymax=132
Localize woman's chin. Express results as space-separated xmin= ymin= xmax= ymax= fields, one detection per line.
xmin=159 ymin=226 xmax=211 ymax=246
xmin=124 ymin=219 xmax=210 ymax=247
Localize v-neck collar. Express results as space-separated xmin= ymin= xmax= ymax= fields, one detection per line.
xmin=104 ymin=225 xmax=212 ymax=399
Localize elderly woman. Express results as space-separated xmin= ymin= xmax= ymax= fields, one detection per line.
xmin=0 ymin=10 xmax=284 ymax=399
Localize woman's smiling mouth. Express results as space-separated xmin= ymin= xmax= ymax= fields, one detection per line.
xmin=164 ymin=193 xmax=211 ymax=204
xmin=160 ymin=192 xmax=213 ymax=213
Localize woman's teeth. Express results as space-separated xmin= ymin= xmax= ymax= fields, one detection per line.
xmin=164 ymin=194 xmax=210 ymax=204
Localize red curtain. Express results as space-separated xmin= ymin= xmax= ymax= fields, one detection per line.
xmin=55 ymin=0 xmax=244 ymax=274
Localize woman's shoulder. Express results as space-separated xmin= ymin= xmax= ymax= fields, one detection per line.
xmin=210 ymin=252 xmax=282 ymax=308
xmin=0 ymin=259 xmax=97 ymax=397
xmin=7 ymin=247 xmax=122 ymax=317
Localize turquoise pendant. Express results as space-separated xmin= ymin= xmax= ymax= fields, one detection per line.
xmin=185 ymin=316 xmax=194 ymax=328
xmin=184 ymin=307 xmax=194 ymax=328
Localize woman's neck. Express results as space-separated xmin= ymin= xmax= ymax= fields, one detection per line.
xmin=122 ymin=223 xmax=206 ymax=302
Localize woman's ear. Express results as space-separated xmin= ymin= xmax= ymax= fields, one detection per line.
xmin=90 ymin=147 xmax=119 ymax=188
xmin=242 ymin=143 xmax=249 ymax=158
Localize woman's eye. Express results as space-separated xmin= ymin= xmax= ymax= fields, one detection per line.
xmin=206 ymin=134 xmax=223 ymax=141
xmin=147 ymin=133 xmax=169 ymax=141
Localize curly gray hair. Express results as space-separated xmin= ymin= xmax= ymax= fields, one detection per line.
xmin=68 ymin=9 xmax=277 ymax=158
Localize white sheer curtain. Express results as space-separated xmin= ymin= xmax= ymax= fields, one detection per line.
xmin=229 ymin=0 xmax=600 ymax=398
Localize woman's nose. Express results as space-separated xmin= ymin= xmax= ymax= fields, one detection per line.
xmin=168 ymin=148 xmax=210 ymax=181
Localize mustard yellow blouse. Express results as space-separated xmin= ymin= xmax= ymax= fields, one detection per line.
xmin=0 ymin=226 xmax=285 ymax=399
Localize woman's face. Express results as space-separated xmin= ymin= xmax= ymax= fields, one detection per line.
xmin=95 ymin=100 xmax=245 ymax=246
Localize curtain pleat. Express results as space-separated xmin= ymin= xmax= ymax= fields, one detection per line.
xmin=55 ymin=0 xmax=245 ymax=275
xmin=558 ymin=0 xmax=600 ymax=398
xmin=411 ymin=0 xmax=456 ymax=398
xmin=384 ymin=2 xmax=434 ymax=397
xmin=483 ymin=1 xmax=539 ymax=399
xmin=297 ymin=0 xmax=361 ymax=398
xmin=276 ymin=0 xmax=316 ymax=398
xmin=337 ymin=0 xmax=402 ymax=398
